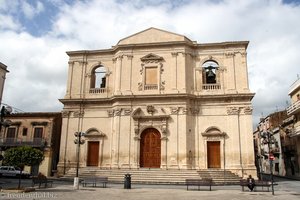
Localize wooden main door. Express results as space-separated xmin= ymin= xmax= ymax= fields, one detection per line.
xmin=87 ymin=141 xmax=99 ymax=166
xmin=207 ymin=141 xmax=221 ymax=168
xmin=140 ymin=128 xmax=161 ymax=168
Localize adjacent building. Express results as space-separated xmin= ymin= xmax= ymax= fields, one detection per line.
xmin=254 ymin=111 xmax=288 ymax=177
xmin=0 ymin=112 xmax=62 ymax=176
xmin=0 ymin=62 xmax=9 ymax=105
xmin=286 ymin=77 xmax=300 ymax=176
xmin=58 ymin=27 xmax=256 ymax=178
xmin=254 ymin=77 xmax=300 ymax=178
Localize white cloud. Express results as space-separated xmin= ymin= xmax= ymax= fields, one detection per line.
xmin=21 ymin=1 xmax=44 ymax=19
xmin=0 ymin=14 xmax=21 ymax=31
xmin=0 ymin=0 xmax=300 ymax=127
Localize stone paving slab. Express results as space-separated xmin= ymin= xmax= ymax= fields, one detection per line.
xmin=1 ymin=183 xmax=299 ymax=200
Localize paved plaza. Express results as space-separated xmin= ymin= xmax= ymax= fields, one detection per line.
xmin=0 ymin=178 xmax=299 ymax=200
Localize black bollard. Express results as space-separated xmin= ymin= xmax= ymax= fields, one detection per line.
xmin=124 ymin=173 xmax=131 ymax=189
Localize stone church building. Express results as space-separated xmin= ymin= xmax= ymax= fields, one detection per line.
xmin=57 ymin=28 xmax=256 ymax=178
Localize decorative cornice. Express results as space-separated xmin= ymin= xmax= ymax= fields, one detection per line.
xmin=11 ymin=121 xmax=22 ymax=126
xmin=114 ymin=109 xmax=122 ymax=116
xmin=171 ymin=52 xmax=178 ymax=57
xmin=190 ymin=108 xmax=200 ymax=115
xmin=107 ymin=110 xmax=114 ymax=117
xmin=182 ymin=107 xmax=189 ymax=115
xmin=77 ymin=61 xmax=87 ymax=65
xmin=31 ymin=121 xmax=48 ymax=126
xmin=146 ymin=105 xmax=155 ymax=115
xmin=85 ymin=131 xmax=106 ymax=138
xmin=62 ymin=111 xmax=71 ymax=118
xmin=243 ymin=106 xmax=253 ymax=115
xmin=140 ymin=53 xmax=164 ymax=62
xmin=170 ymin=107 xmax=180 ymax=115
xmin=132 ymin=115 xmax=170 ymax=120
xmin=224 ymin=52 xmax=235 ymax=57
xmin=226 ymin=107 xmax=240 ymax=115
xmin=126 ymin=55 xmax=133 ymax=60
xmin=124 ymin=108 xmax=133 ymax=116
xmin=73 ymin=111 xmax=84 ymax=118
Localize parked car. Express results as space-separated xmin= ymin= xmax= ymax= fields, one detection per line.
xmin=0 ymin=166 xmax=31 ymax=178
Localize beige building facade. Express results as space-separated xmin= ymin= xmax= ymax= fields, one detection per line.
xmin=58 ymin=28 xmax=256 ymax=178
xmin=287 ymin=77 xmax=300 ymax=176
xmin=0 ymin=112 xmax=62 ymax=177
xmin=0 ymin=62 xmax=9 ymax=105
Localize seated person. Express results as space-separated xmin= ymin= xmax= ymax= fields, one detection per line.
xmin=247 ymin=175 xmax=255 ymax=191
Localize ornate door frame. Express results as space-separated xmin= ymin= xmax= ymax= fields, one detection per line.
xmin=140 ymin=128 xmax=161 ymax=168
xmin=132 ymin=107 xmax=170 ymax=169
xmin=202 ymin=126 xmax=226 ymax=169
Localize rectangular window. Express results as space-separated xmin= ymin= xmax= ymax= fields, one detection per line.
xmin=33 ymin=127 xmax=43 ymax=138
xmin=145 ymin=67 xmax=157 ymax=85
xmin=22 ymin=128 xmax=28 ymax=136
xmin=6 ymin=127 xmax=16 ymax=138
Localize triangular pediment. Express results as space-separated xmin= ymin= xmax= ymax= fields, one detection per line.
xmin=140 ymin=53 xmax=163 ymax=62
xmin=117 ymin=27 xmax=193 ymax=45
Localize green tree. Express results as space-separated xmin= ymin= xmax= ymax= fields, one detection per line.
xmin=3 ymin=146 xmax=44 ymax=188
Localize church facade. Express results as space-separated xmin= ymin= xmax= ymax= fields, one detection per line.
xmin=57 ymin=28 xmax=256 ymax=177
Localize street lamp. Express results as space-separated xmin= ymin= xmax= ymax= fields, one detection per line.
xmin=74 ymin=131 xmax=85 ymax=190
xmin=261 ymin=131 xmax=276 ymax=195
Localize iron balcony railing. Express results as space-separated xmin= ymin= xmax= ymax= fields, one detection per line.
xmin=0 ymin=138 xmax=47 ymax=147
xmin=287 ymin=100 xmax=300 ymax=115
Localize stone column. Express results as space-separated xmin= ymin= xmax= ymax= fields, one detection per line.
xmin=171 ymin=52 xmax=179 ymax=92
xmin=161 ymin=137 xmax=168 ymax=169
xmin=65 ymin=61 xmax=74 ymax=98
xmin=114 ymin=56 xmax=123 ymax=95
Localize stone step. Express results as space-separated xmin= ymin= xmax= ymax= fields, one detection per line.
xmin=63 ymin=168 xmax=241 ymax=184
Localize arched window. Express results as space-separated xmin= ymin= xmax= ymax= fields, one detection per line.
xmin=202 ymin=60 xmax=219 ymax=84
xmin=91 ymin=65 xmax=106 ymax=88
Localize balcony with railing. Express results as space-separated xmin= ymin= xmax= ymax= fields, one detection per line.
xmin=289 ymin=124 xmax=300 ymax=137
xmin=202 ymin=84 xmax=221 ymax=90
xmin=89 ymin=88 xmax=107 ymax=94
xmin=287 ymin=100 xmax=300 ymax=115
xmin=288 ymin=78 xmax=300 ymax=95
xmin=0 ymin=138 xmax=47 ymax=148
xmin=144 ymin=84 xmax=158 ymax=90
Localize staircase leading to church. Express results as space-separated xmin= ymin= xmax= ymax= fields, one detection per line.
xmin=62 ymin=168 xmax=241 ymax=185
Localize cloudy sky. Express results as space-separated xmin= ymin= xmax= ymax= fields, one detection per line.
xmin=0 ymin=0 xmax=300 ymax=127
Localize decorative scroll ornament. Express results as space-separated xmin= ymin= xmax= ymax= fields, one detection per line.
xmin=170 ymin=107 xmax=180 ymax=115
xmin=147 ymin=105 xmax=155 ymax=115
xmin=62 ymin=111 xmax=70 ymax=118
xmin=73 ymin=111 xmax=84 ymax=118
xmin=107 ymin=110 xmax=114 ymax=117
xmin=190 ymin=108 xmax=200 ymax=115
xmin=227 ymin=107 xmax=240 ymax=115
xmin=243 ymin=106 xmax=253 ymax=115
xmin=124 ymin=108 xmax=133 ymax=116
xmin=114 ymin=109 xmax=122 ymax=116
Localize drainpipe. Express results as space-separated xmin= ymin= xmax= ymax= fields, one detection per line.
xmin=237 ymin=108 xmax=244 ymax=178
xmin=223 ymin=133 xmax=226 ymax=185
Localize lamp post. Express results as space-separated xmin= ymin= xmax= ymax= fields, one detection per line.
xmin=261 ymin=131 xmax=276 ymax=195
xmin=74 ymin=131 xmax=85 ymax=190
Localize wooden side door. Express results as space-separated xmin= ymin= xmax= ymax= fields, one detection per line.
xmin=207 ymin=141 xmax=221 ymax=168
xmin=140 ymin=128 xmax=161 ymax=168
xmin=87 ymin=141 xmax=99 ymax=166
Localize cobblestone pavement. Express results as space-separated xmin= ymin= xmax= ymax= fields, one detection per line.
xmin=0 ymin=178 xmax=299 ymax=200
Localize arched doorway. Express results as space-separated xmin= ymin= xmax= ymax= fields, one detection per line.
xmin=140 ymin=128 xmax=161 ymax=168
